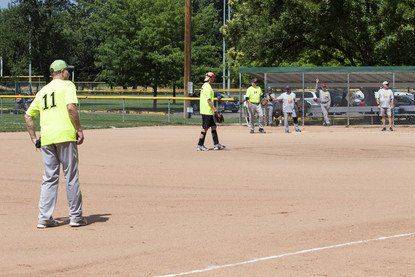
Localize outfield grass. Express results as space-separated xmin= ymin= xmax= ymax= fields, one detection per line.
xmin=0 ymin=112 xmax=240 ymax=132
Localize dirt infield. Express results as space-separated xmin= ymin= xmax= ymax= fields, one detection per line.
xmin=1 ymin=125 xmax=414 ymax=276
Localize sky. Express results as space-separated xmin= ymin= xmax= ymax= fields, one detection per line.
xmin=0 ymin=0 xmax=10 ymax=9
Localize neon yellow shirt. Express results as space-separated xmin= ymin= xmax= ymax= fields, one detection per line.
xmin=26 ymin=79 xmax=78 ymax=146
xmin=199 ymin=82 xmax=214 ymax=115
xmin=245 ymin=86 xmax=262 ymax=104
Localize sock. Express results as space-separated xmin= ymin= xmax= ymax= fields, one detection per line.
xmin=198 ymin=131 xmax=206 ymax=146
xmin=211 ymin=129 xmax=219 ymax=145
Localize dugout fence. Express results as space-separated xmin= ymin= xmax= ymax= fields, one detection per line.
xmin=239 ymin=66 xmax=415 ymax=126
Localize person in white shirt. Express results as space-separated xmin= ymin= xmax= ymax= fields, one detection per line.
xmin=375 ymin=81 xmax=394 ymax=131
xmin=315 ymin=79 xmax=331 ymax=126
xmin=277 ymin=85 xmax=301 ymax=133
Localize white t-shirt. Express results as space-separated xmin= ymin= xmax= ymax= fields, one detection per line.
xmin=277 ymin=92 xmax=296 ymax=113
xmin=375 ymin=89 xmax=394 ymax=108
xmin=318 ymin=89 xmax=331 ymax=103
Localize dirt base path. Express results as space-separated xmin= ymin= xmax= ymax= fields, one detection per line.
xmin=1 ymin=125 xmax=414 ymax=276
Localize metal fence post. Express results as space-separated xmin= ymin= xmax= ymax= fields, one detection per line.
xmin=302 ymin=73 xmax=305 ymax=126
xmin=392 ymin=73 xmax=396 ymax=127
xmin=238 ymin=72 xmax=242 ymax=125
xmin=167 ymin=99 xmax=171 ymax=123
xmin=78 ymin=97 xmax=81 ymax=120
xmin=122 ymin=98 xmax=125 ymax=122
xmin=347 ymin=73 xmax=350 ymax=126
xmin=0 ymin=97 xmax=3 ymax=116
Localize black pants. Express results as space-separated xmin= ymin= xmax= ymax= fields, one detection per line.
xmin=202 ymin=114 xmax=216 ymax=129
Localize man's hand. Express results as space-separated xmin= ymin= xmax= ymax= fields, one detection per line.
xmin=316 ymin=78 xmax=319 ymax=83
xmin=76 ymin=129 xmax=84 ymax=145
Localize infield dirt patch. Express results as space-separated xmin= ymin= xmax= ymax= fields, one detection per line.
xmin=0 ymin=125 xmax=414 ymax=276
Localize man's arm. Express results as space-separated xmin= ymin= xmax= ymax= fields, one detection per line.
xmin=24 ymin=114 xmax=37 ymax=145
xmin=207 ymin=99 xmax=217 ymax=113
xmin=67 ymin=103 xmax=84 ymax=145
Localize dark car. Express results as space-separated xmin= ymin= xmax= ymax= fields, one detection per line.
xmin=394 ymin=95 xmax=415 ymax=107
xmin=218 ymin=99 xmax=239 ymax=113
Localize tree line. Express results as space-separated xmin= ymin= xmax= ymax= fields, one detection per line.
xmin=0 ymin=0 xmax=414 ymax=90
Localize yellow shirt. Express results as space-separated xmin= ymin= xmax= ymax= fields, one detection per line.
xmin=199 ymin=82 xmax=214 ymax=115
xmin=245 ymin=86 xmax=262 ymax=104
xmin=26 ymin=79 xmax=78 ymax=146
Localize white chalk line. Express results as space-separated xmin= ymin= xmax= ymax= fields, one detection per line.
xmin=156 ymin=232 xmax=415 ymax=277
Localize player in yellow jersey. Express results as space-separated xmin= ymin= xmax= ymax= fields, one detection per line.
xmin=24 ymin=60 xmax=87 ymax=228
xmin=196 ymin=72 xmax=226 ymax=151
xmin=245 ymin=78 xmax=266 ymax=133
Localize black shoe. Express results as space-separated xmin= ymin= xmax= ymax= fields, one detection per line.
xmin=381 ymin=127 xmax=386 ymax=131
xmin=259 ymin=128 xmax=266 ymax=133
xmin=250 ymin=130 xmax=254 ymax=134
xmin=389 ymin=127 xmax=394 ymax=131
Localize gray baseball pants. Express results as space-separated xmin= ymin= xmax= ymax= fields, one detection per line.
xmin=267 ymin=104 xmax=274 ymax=125
xmin=38 ymin=141 xmax=83 ymax=224
xmin=248 ymin=103 xmax=264 ymax=131
xmin=283 ymin=111 xmax=300 ymax=132
xmin=321 ymin=102 xmax=331 ymax=124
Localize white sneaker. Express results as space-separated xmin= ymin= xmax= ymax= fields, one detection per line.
xmin=213 ymin=144 xmax=226 ymax=150
xmin=69 ymin=218 xmax=88 ymax=227
xmin=37 ymin=218 xmax=60 ymax=229
xmin=197 ymin=145 xmax=209 ymax=151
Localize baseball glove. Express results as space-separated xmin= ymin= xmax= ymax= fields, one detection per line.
xmin=214 ymin=111 xmax=224 ymax=123
xmin=35 ymin=137 xmax=41 ymax=149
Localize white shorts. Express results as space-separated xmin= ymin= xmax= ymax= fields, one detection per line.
xmin=379 ymin=107 xmax=391 ymax=117
xmin=283 ymin=109 xmax=297 ymax=118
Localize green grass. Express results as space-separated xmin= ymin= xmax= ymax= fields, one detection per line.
xmin=0 ymin=112 xmax=240 ymax=132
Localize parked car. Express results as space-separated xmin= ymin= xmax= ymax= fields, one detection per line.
xmin=394 ymin=95 xmax=415 ymax=107
xmin=393 ymin=90 xmax=414 ymax=100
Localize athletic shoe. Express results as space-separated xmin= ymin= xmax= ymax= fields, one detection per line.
xmin=389 ymin=127 xmax=394 ymax=131
xmin=37 ymin=218 xmax=60 ymax=229
xmin=259 ymin=128 xmax=266 ymax=133
xmin=250 ymin=130 xmax=254 ymax=134
xmin=69 ymin=218 xmax=88 ymax=227
xmin=295 ymin=128 xmax=301 ymax=133
xmin=196 ymin=145 xmax=209 ymax=151
xmin=213 ymin=144 xmax=226 ymax=150
xmin=381 ymin=127 xmax=387 ymax=131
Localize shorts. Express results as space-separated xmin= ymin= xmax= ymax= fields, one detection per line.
xmin=202 ymin=114 xmax=216 ymax=129
xmin=379 ymin=107 xmax=391 ymax=117
xmin=283 ymin=109 xmax=297 ymax=118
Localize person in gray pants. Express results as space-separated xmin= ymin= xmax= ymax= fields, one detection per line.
xmin=24 ymin=60 xmax=87 ymax=228
xmin=315 ymin=79 xmax=331 ymax=126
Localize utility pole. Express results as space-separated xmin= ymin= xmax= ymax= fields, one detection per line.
xmin=28 ymin=15 xmax=32 ymax=94
xmin=222 ymin=0 xmax=226 ymax=91
xmin=227 ymin=1 xmax=231 ymax=92
xmin=183 ymin=0 xmax=191 ymax=118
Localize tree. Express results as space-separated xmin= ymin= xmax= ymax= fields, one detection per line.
xmin=225 ymin=0 xmax=415 ymax=67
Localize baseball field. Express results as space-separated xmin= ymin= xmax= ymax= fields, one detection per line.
xmin=1 ymin=125 xmax=414 ymax=276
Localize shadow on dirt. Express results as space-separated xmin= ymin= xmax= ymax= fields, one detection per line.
xmin=55 ymin=213 xmax=111 ymax=226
